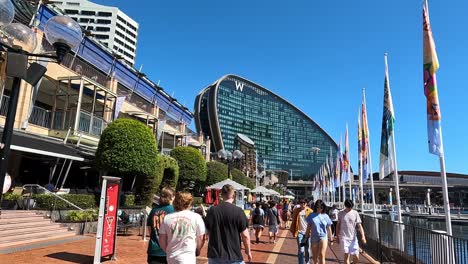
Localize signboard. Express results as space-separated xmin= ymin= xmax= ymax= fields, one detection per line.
xmin=101 ymin=182 xmax=119 ymax=257
xmin=94 ymin=176 xmax=121 ymax=264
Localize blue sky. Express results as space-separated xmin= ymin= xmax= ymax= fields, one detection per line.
xmin=95 ymin=0 xmax=467 ymax=174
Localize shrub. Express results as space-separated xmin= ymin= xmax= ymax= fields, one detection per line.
xmin=120 ymin=194 xmax=135 ymax=207
xmin=193 ymin=197 xmax=203 ymax=206
xmin=244 ymin=177 xmax=255 ymax=189
xmin=231 ymin=169 xmax=246 ymax=185
xmin=66 ymin=209 xmax=98 ymax=222
xmin=95 ymin=118 xmax=158 ymax=188
xmin=158 ymin=155 xmax=179 ymax=188
xmin=205 ymin=161 xmax=228 ymax=186
xmin=170 ymin=146 xmax=207 ymax=190
xmin=2 ymin=192 xmax=21 ymax=201
xmin=33 ymin=194 xmax=97 ymax=209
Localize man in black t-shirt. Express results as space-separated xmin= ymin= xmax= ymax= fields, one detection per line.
xmin=205 ymin=184 xmax=252 ymax=264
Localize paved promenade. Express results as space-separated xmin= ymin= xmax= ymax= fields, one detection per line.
xmin=0 ymin=228 xmax=378 ymax=263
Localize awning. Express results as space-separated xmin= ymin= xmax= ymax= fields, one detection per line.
xmin=6 ymin=129 xmax=84 ymax=161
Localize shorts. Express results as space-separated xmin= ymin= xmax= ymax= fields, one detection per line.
xmin=341 ymin=238 xmax=360 ymax=255
xmin=147 ymin=255 xmax=167 ymax=264
xmin=310 ymin=236 xmax=328 ymax=244
xmin=253 ymin=224 xmax=264 ymax=230
xmin=269 ymin=225 xmax=278 ymax=234
xmin=209 ymin=259 xmax=245 ymax=264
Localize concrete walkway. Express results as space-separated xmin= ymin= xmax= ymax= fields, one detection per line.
xmin=0 ymin=228 xmax=378 ymax=263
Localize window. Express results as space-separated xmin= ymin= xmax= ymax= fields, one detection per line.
xmin=98 ymin=12 xmax=112 ymax=17
xmin=80 ymin=18 xmax=94 ymax=23
xmin=81 ymin=10 xmax=95 ymax=16
xmin=117 ymin=16 xmax=126 ymax=23
xmin=117 ymin=23 xmax=125 ymax=31
xmin=64 ymin=9 xmax=79 ymax=15
xmin=95 ymin=27 xmax=110 ymax=32
xmin=95 ymin=34 xmax=109 ymax=40
xmin=97 ymin=19 xmax=111 ymax=24
xmin=125 ymin=38 xmax=136 ymax=46
xmin=50 ymin=1 xmax=63 ymax=5
xmin=66 ymin=2 xmax=80 ymax=6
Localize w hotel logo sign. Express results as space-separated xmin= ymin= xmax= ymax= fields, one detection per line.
xmin=235 ymin=81 xmax=244 ymax=92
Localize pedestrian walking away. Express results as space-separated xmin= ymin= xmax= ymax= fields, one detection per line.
xmin=267 ymin=201 xmax=280 ymax=244
xmin=147 ymin=187 xmax=175 ymax=264
xmin=159 ymin=192 xmax=206 ymax=264
xmin=305 ymin=200 xmax=333 ymax=264
xmin=290 ymin=199 xmax=313 ymax=264
xmin=205 ymin=184 xmax=253 ymax=264
xmin=336 ymin=199 xmax=367 ymax=264
xmin=251 ymin=201 xmax=265 ymax=244
xmin=329 ymin=204 xmax=339 ymax=237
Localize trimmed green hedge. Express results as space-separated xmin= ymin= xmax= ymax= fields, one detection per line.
xmin=66 ymin=209 xmax=98 ymax=222
xmin=120 ymin=194 xmax=135 ymax=207
xmin=231 ymin=169 xmax=255 ymax=189
xmin=33 ymin=194 xmax=97 ymax=209
xmin=170 ymin=146 xmax=207 ymax=185
xmin=158 ymin=155 xmax=179 ymax=188
xmin=2 ymin=192 xmax=21 ymax=201
xmin=205 ymin=161 xmax=228 ymax=186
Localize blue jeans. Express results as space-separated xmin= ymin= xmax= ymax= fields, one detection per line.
xmin=208 ymin=259 xmax=245 ymax=264
xmin=296 ymin=232 xmax=310 ymax=264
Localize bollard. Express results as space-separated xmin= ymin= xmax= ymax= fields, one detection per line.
xmin=142 ymin=213 xmax=148 ymax=241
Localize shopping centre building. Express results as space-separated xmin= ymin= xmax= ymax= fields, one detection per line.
xmin=0 ymin=2 xmax=209 ymax=191
xmin=194 ymin=74 xmax=338 ymax=182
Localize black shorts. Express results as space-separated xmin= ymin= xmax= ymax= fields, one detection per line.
xmin=148 ymin=255 xmax=167 ymax=264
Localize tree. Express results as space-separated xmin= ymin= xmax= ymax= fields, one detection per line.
xmin=95 ymin=118 xmax=158 ymax=205
xmin=170 ymin=146 xmax=207 ymax=190
xmin=231 ymin=168 xmax=246 ymax=186
xmin=205 ymin=161 xmax=228 ymax=186
xmin=157 ymin=155 xmax=179 ymax=189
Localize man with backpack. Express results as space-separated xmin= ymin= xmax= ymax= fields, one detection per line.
xmin=267 ymin=201 xmax=280 ymax=243
xmin=336 ymin=199 xmax=367 ymax=264
xmin=290 ymin=199 xmax=313 ymax=264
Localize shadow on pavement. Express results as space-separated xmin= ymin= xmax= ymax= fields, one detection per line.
xmin=251 ymin=248 xmax=297 ymax=257
xmin=46 ymin=252 xmax=93 ymax=263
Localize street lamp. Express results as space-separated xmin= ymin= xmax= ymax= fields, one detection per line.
xmin=218 ymin=149 xmax=244 ymax=179
xmin=0 ymin=1 xmax=82 ymax=214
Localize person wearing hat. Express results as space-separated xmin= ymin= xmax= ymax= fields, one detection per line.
xmin=290 ymin=199 xmax=313 ymax=264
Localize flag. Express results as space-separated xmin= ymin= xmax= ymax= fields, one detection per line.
xmin=423 ymin=0 xmax=443 ymax=156
xmin=343 ymin=125 xmax=350 ymax=182
xmin=379 ymin=54 xmax=396 ymax=180
xmin=358 ymin=109 xmax=362 ymax=183
xmin=361 ymin=94 xmax=370 ymax=183
xmin=334 ymin=140 xmax=341 ymax=188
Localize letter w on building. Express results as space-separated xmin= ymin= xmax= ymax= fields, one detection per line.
xmin=235 ymin=81 xmax=244 ymax=92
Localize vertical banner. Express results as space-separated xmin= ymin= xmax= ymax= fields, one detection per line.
xmin=101 ymin=182 xmax=119 ymax=257
xmin=113 ymin=96 xmax=126 ymax=120
xmin=94 ymin=176 xmax=121 ymax=264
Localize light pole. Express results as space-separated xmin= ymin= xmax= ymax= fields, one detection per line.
xmin=217 ymin=149 xmax=244 ymax=179
xmin=0 ymin=1 xmax=82 ymax=215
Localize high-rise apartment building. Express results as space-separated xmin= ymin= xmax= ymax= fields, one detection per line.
xmin=49 ymin=0 xmax=138 ymax=66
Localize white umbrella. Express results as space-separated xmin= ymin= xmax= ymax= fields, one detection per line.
xmin=207 ymin=178 xmax=250 ymax=191
xmin=251 ymin=186 xmax=279 ymax=196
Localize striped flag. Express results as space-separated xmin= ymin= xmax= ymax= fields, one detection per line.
xmin=361 ymin=94 xmax=370 ymax=183
xmin=358 ymin=110 xmax=362 ymax=183
xmin=343 ymin=125 xmax=350 ymax=182
xmin=379 ymin=54 xmax=396 ymax=180
xmin=423 ymin=0 xmax=443 ymax=156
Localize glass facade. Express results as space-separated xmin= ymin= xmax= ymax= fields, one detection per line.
xmin=195 ymin=75 xmax=337 ymax=181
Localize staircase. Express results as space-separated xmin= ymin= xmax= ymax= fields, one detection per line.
xmin=0 ymin=210 xmax=76 ymax=248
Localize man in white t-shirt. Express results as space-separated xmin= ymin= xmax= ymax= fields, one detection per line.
xmin=159 ymin=192 xmax=206 ymax=264
xmin=336 ymin=199 xmax=366 ymax=264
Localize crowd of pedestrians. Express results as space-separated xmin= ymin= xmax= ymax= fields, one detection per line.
xmin=146 ymin=185 xmax=366 ymax=264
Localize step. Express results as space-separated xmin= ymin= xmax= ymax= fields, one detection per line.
xmin=0 ymin=216 xmax=47 ymax=224
xmin=0 ymin=220 xmax=54 ymax=231
xmin=0 ymin=232 xmax=76 ymax=248
xmin=0 ymin=228 xmax=71 ymax=242
xmin=0 ymin=224 xmax=65 ymax=236
xmin=0 ymin=213 xmax=44 ymax=219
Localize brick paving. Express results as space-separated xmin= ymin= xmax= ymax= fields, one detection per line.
xmin=0 ymin=227 xmax=378 ymax=263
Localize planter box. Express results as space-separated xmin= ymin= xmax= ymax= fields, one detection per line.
xmin=58 ymin=221 xmax=98 ymax=235
xmin=1 ymin=200 xmax=18 ymax=210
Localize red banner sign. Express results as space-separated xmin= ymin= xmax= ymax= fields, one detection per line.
xmin=101 ymin=182 xmax=119 ymax=257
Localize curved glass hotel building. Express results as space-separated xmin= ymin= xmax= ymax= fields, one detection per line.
xmin=194 ymin=74 xmax=337 ymax=181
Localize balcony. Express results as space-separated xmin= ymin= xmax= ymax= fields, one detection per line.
xmin=51 ymin=110 xmax=107 ymax=137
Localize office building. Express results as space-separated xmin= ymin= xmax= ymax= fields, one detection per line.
xmin=194 ymin=74 xmax=338 ymax=181
xmin=49 ymin=0 xmax=139 ymax=66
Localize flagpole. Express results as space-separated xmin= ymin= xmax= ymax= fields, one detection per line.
xmin=363 ymin=89 xmax=377 ymax=217
xmin=358 ymin=107 xmax=364 ymax=212
xmin=384 ymin=54 xmax=402 ymax=223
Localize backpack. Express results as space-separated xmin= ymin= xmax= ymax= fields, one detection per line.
xmin=252 ymin=208 xmax=264 ymax=225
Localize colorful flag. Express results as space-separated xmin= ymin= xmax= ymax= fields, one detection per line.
xmin=361 ymin=94 xmax=370 ymax=183
xmin=358 ymin=109 xmax=362 ymax=184
xmin=343 ymin=125 xmax=350 ymax=182
xmin=423 ymin=0 xmax=443 ymax=156
xmin=379 ymin=54 xmax=396 ymax=180
xmin=334 ymin=140 xmax=341 ymax=188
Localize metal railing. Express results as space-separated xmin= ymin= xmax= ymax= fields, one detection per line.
xmin=361 ymin=214 xmax=468 ymax=264
xmin=0 ymin=95 xmax=10 ymax=116
xmin=22 ymin=184 xmax=84 ymax=211
xmin=51 ymin=110 xmax=108 ymax=137
xmin=29 ymin=105 xmax=51 ymax=128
